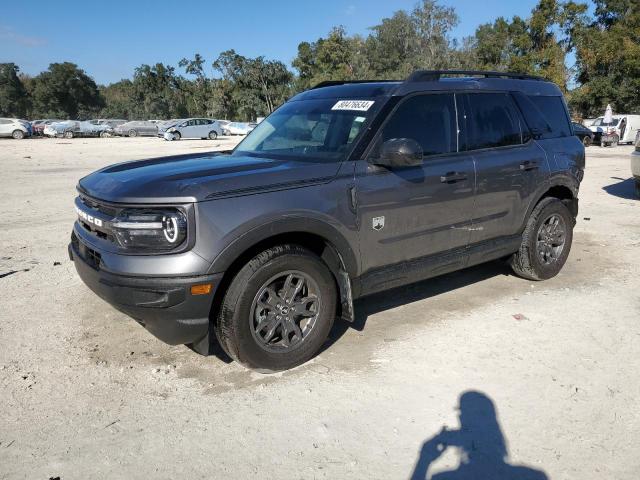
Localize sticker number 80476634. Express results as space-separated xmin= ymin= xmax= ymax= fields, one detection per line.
xmin=331 ymin=100 xmax=375 ymax=112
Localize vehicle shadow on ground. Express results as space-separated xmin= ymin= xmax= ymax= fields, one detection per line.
xmin=602 ymin=177 xmax=637 ymax=200
xmin=324 ymin=260 xmax=511 ymax=350
xmin=410 ymin=391 xmax=548 ymax=480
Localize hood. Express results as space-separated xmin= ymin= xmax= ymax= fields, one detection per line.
xmin=78 ymin=153 xmax=341 ymax=204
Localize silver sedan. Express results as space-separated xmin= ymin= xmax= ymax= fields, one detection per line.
xmin=114 ymin=121 xmax=159 ymax=137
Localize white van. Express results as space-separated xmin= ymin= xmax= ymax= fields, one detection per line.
xmin=589 ymin=115 xmax=640 ymax=145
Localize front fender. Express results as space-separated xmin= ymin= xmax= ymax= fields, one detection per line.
xmin=206 ymin=215 xmax=359 ymax=278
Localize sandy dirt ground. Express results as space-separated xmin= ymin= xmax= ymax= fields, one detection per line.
xmin=0 ymin=136 xmax=638 ymax=480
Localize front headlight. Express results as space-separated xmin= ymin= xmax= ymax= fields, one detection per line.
xmin=111 ymin=208 xmax=187 ymax=251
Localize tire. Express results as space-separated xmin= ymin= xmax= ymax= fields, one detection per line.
xmin=208 ymin=130 xmax=218 ymax=140
xmin=172 ymin=131 xmax=181 ymax=141
xmin=12 ymin=130 xmax=25 ymax=140
xmin=582 ymin=136 xmax=592 ymax=147
xmin=611 ymin=136 xmax=619 ymax=147
xmin=215 ymin=244 xmax=337 ymax=372
xmin=128 ymin=129 xmax=138 ymax=137
xmin=64 ymin=130 xmax=74 ymax=139
xmin=510 ymin=197 xmax=574 ymax=281
xmin=635 ymin=180 xmax=640 ymax=199
xmin=99 ymin=131 xmax=109 ymax=138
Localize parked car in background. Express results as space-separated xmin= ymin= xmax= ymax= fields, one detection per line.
xmin=589 ymin=115 xmax=640 ymax=146
xmin=215 ymin=120 xmax=231 ymax=131
xmin=95 ymin=119 xmax=127 ymax=128
xmin=31 ymin=119 xmax=62 ymax=136
xmin=0 ymin=118 xmax=31 ymax=139
xmin=572 ymin=122 xmax=594 ymax=146
xmin=44 ymin=120 xmax=112 ymax=138
xmin=114 ymin=121 xmax=158 ymax=137
xmin=632 ymin=131 xmax=640 ymax=198
xmin=222 ymin=122 xmax=253 ymax=135
xmin=164 ymin=118 xmax=222 ymax=140
xmin=157 ymin=119 xmax=184 ymax=137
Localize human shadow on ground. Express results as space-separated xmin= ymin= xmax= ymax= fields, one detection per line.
xmin=602 ymin=177 xmax=638 ymax=200
xmin=410 ymin=391 xmax=548 ymax=480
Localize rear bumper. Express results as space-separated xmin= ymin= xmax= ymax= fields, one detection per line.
xmin=69 ymin=241 xmax=222 ymax=346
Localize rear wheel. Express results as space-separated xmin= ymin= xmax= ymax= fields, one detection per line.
xmin=12 ymin=130 xmax=25 ymax=139
xmin=128 ymin=129 xmax=138 ymax=137
xmin=215 ymin=244 xmax=337 ymax=372
xmin=64 ymin=130 xmax=74 ymax=139
xmin=582 ymin=136 xmax=592 ymax=147
xmin=510 ymin=197 xmax=574 ymax=281
xmin=208 ymin=130 xmax=218 ymax=140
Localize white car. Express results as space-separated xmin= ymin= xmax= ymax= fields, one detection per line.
xmin=0 ymin=118 xmax=31 ymax=139
xmin=164 ymin=118 xmax=223 ymax=140
xmin=589 ymin=115 xmax=640 ymax=145
xmin=223 ymin=122 xmax=254 ymax=136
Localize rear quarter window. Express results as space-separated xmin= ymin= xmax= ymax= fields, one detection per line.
xmin=527 ymin=95 xmax=571 ymax=138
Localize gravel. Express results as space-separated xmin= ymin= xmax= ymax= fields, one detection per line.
xmin=0 ymin=137 xmax=638 ymax=479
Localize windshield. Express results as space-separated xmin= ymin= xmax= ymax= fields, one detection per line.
xmin=233 ymin=99 xmax=373 ymax=162
xmin=593 ymin=117 xmax=619 ymax=126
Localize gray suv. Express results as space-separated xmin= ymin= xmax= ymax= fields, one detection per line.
xmin=70 ymin=70 xmax=584 ymax=371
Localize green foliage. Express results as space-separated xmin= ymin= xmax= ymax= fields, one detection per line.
xmin=29 ymin=62 xmax=103 ymax=119
xmin=213 ymin=50 xmax=293 ymax=120
xmin=569 ymin=0 xmax=640 ymax=116
xmin=0 ymin=63 xmax=29 ymax=117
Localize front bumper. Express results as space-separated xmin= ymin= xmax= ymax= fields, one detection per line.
xmin=69 ymin=240 xmax=222 ymax=346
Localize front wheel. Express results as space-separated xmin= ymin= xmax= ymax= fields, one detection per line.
xmin=582 ymin=136 xmax=592 ymax=147
xmin=128 ymin=129 xmax=138 ymax=137
xmin=64 ymin=130 xmax=74 ymax=139
xmin=99 ymin=131 xmax=110 ymax=138
xmin=12 ymin=130 xmax=25 ymax=139
xmin=510 ymin=197 xmax=574 ymax=281
xmin=635 ymin=179 xmax=640 ymax=199
xmin=215 ymin=244 xmax=337 ymax=372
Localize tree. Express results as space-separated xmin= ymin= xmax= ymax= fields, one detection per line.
xmin=213 ymin=50 xmax=293 ymax=120
xmin=0 ymin=63 xmax=29 ymax=117
xmin=570 ymin=0 xmax=640 ymax=116
xmin=178 ymin=53 xmax=211 ymax=116
xmin=99 ymin=80 xmax=135 ymax=119
xmin=130 ymin=63 xmax=186 ymax=119
xmin=30 ymin=62 xmax=103 ymax=119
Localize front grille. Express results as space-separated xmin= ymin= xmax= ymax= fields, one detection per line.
xmin=79 ymin=194 xmax=118 ymax=217
xmin=76 ymin=194 xmax=118 ymax=244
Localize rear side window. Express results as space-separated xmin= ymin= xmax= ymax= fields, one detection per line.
xmin=379 ymin=93 xmax=457 ymax=157
xmin=462 ymin=93 xmax=523 ymax=150
xmin=527 ymin=96 xmax=571 ymax=138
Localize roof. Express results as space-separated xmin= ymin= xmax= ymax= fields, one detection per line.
xmin=293 ymin=70 xmax=563 ymax=101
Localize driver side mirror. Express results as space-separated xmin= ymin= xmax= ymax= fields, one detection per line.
xmin=371 ymin=138 xmax=423 ymax=168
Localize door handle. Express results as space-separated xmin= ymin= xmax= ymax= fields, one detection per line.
xmin=520 ymin=160 xmax=539 ymax=171
xmin=440 ymin=172 xmax=468 ymax=183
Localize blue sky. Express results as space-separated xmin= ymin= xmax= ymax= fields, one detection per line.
xmin=2 ymin=0 xmax=545 ymax=85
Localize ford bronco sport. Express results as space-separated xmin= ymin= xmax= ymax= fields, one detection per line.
xmin=70 ymin=70 xmax=584 ymax=371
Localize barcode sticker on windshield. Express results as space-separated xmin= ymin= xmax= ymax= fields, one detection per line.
xmin=331 ymin=100 xmax=375 ymax=111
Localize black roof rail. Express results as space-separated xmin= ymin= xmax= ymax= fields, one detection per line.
xmin=406 ymin=70 xmax=546 ymax=82
xmin=311 ymin=79 xmax=401 ymax=89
